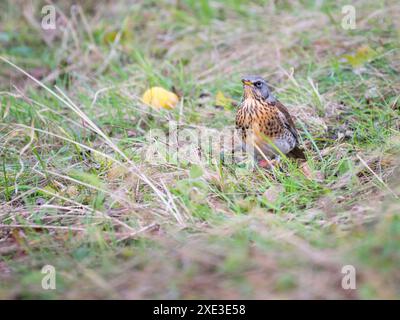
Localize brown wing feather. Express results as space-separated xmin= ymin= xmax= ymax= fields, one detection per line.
xmin=274 ymin=101 xmax=299 ymax=142
xmin=275 ymin=101 xmax=306 ymax=159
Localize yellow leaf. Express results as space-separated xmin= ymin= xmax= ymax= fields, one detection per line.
xmin=215 ymin=91 xmax=233 ymax=109
xmin=102 ymin=26 xmax=134 ymax=46
xmin=342 ymin=45 xmax=378 ymax=68
xmin=103 ymin=31 xmax=119 ymax=45
xmin=356 ymin=45 xmax=376 ymax=58
xmin=142 ymin=87 xmax=179 ymax=110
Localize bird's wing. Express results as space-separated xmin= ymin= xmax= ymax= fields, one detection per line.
xmin=275 ymin=101 xmax=299 ymax=143
xmin=275 ymin=101 xmax=306 ymax=159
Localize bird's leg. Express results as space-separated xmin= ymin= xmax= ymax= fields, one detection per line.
xmin=258 ymin=156 xmax=280 ymax=169
xmin=258 ymin=159 xmax=271 ymax=168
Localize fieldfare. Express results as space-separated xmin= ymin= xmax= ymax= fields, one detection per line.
xmin=236 ymin=75 xmax=306 ymax=167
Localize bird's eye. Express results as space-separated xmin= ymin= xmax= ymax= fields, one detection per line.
xmin=255 ymin=81 xmax=262 ymax=88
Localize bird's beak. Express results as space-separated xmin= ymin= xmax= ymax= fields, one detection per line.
xmin=242 ymin=80 xmax=253 ymax=86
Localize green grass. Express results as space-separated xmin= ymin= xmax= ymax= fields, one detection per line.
xmin=0 ymin=0 xmax=400 ymax=299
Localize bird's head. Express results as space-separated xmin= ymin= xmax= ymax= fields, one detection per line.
xmin=241 ymin=75 xmax=276 ymax=104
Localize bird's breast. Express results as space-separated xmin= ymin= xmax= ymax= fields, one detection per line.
xmin=236 ymin=99 xmax=280 ymax=136
xmin=236 ymin=99 xmax=295 ymax=156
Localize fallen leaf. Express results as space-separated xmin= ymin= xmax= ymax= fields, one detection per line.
xmin=142 ymin=87 xmax=179 ymax=110
xmin=215 ymin=91 xmax=233 ymax=109
xmin=342 ymin=45 xmax=378 ymax=69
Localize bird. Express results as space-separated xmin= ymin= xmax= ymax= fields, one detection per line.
xmin=235 ymin=75 xmax=305 ymax=167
